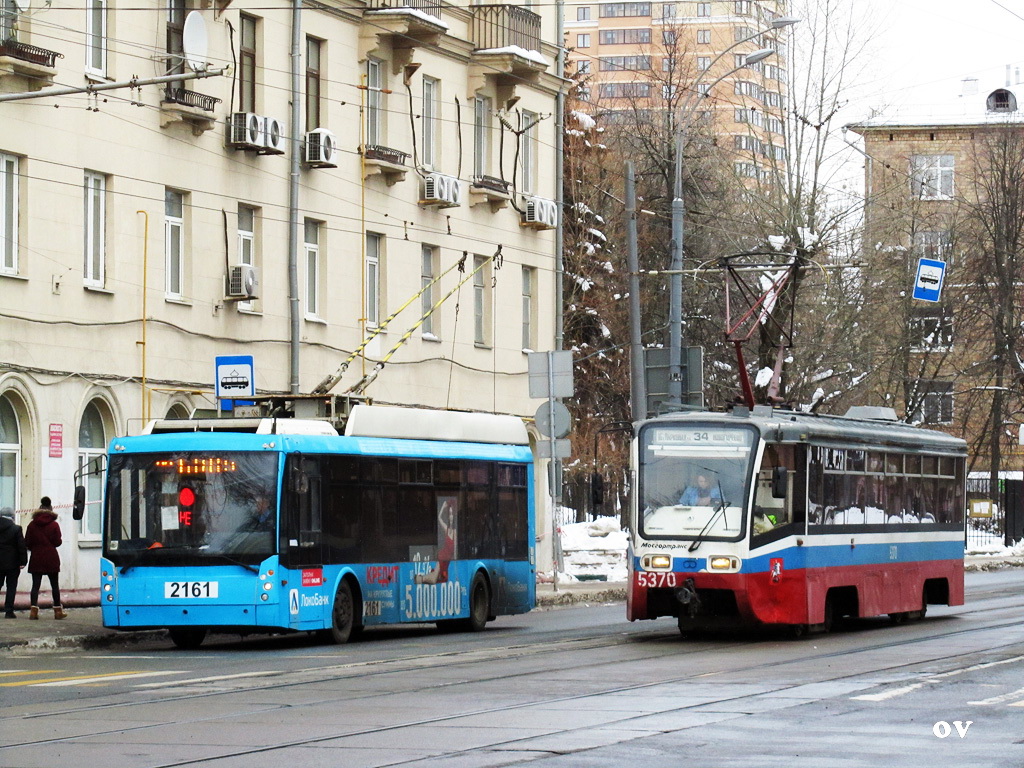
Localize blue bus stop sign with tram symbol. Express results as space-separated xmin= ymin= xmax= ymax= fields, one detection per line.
xmin=215 ymin=355 xmax=255 ymax=402
xmin=913 ymin=257 xmax=947 ymax=303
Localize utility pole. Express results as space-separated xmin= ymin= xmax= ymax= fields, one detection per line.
xmin=625 ymin=162 xmax=645 ymax=422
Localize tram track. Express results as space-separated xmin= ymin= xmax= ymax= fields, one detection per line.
xmin=4 ymin=597 xmax=1024 ymax=765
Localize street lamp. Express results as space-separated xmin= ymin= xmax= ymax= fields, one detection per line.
xmin=664 ymin=18 xmax=798 ymax=410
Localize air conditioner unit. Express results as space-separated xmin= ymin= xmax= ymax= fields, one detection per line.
xmin=421 ymin=173 xmax=461 ymax=207
xmin=522 ymin=196 xmax=558 ymax=229
xmin=304 ymin=128 xmax=337 ymax=168
xmin=261 ymin=116 xmax=285 ymax=154
xmin=227 ymin=112 xmax=263 ymax=150
xmin=227 ymin=264 xmax=260 ymax=299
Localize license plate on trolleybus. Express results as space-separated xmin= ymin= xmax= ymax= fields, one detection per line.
xmin=164 ymin=581 xmax=219 ymax=599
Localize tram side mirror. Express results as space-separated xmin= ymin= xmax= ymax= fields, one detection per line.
xmin=72 ymin=485 xmax=86 ymax=521
xmin=591 ymin=473 xmax=605 ymax=508
xmin=771 ymin=467 xmax=788 ymax=499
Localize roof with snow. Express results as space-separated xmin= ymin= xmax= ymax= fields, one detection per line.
xmin=847 ymin=84 xmax=1024 ymax=131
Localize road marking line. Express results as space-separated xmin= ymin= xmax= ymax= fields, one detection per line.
xmin=0 ymin=671 xmax=182 ymax=687
xmin=852 ymin=655 xmax=1024 ymax=703
xmin=134 ymin=670 xmax=281 ymax=688
xmin=968 ymin=686 xmax=1024 ymax=706
xmin=0 ymin=670 xmax=59 ymax=678
xmin=851 ymin=683 xmax=925 ymax=702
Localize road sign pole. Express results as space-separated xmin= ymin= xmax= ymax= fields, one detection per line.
xmin=547 ymin=351 xmax=559 ymax=591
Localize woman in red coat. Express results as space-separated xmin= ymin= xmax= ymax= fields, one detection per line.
xmin=25 ymin=497 xmax=66 ymax=620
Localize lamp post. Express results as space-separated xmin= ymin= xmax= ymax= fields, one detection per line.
xmin=665 ymin=17 xmax=799 ymax=409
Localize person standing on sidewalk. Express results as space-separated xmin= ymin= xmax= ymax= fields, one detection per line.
xmin=25 ymin=497 xmax=66 ymax=620
xmin=0 ymin=507 xmax=27 ymax=618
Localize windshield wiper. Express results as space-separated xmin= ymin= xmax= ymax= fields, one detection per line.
xmin=688 ymin=493 xmax=730 ymax=553
xmin=199 ymin=552 xmax=259 ymax=573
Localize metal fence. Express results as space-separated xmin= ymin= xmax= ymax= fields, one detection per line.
xmin=966 ymin=476 xmax=1022 ymax=549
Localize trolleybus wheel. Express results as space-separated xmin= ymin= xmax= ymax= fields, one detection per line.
xmin=460 ymin=573 xmax=490 ymax=632
xmin=326 ymin=580 xmax=358 ymax=644
xmin=168 ymin=627 xmax=207 ymax=650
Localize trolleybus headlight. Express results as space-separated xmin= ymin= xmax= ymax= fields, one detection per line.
xmin=709 ymin=556 xmax=738 ymax=571
xmin=103 ymin=584 xmax=112 ymax=592
xmin=260 ymin=593 xmax=269 ymax=601
xmin=263 ymin=582 xmax=273 ymax=591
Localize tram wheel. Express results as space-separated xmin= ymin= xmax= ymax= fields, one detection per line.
xmin=326 ymin=580 xmax=358 ymax=644
xmin=823 ymin=595 xmax=838 ymax=633
xmin=168 ymin=627 xmax=207 ymax=650
xmin=459 ymin=573 xmax=491 ymax=632
xmin=888 ymin=612 xmax=908 ymax=625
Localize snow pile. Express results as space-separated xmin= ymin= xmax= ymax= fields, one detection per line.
xmin=558 ymin=517 xmax=628 ymax=582
xmin=965 ymin=538 xmax=1024 ymax=571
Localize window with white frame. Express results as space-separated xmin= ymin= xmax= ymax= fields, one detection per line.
xmin=473 ymin=96 xmax=491 ymax=178
xmin=520 ymin=110 xmax=537 ymax=194
xmin=366 ymin=58 xmax=384 ymax=147
xmin=661 ymin=29 xmax=677 ymax=45
xmin=696 ymin=2 xmax=710 ymax=17
xmin=908 ymin=380 xmax=953 ymax=424
xmin=696 ymin=82 xmax=710 ymax=95
xmin=914 ymin=230 xmax=952 ymax=264
xmin=422 ymin=76 xmax=439 ymax=168
xmin=696 ymin=29 xmax=710 ymax=44
xmin=421 ymin=245 xmax=438 ymax=338
xmin=83 ymin=171 xmax=106 ymax=287
xmin=0 ymin=396 xmax=20 ymax=514
xmin=164 ymin=189 xmax=184 ymax=298
xmin=697 ymin=56 xmax=711 ymax=71
xmin=577 ymin=6 xmax=591 ymax=20
xmin=576 ymin=33 xmax=591 ymax=48
xmin=304 ymin=218 xmax=320 ymax=318
xmin=78 ymin=401 xmax=106 ymax=538
xmin=577 ymin=59 xmax=591 ymax=74
xmin=911 ymin=155 xmax=955 ymax=200
xmin=735 ymin=0 xmax=751 ymax=14
xmin=521 ymin=266 xmax=536 ymax=351
xmin=1 ymin=153 xmax=17 ymax=275
xmin=909 ymin=306 xmax=954 ymax=351
xmin=473 ymin=255 xmax=491 ymax=345
xmin=0 ymin=0 xmax=18 ymax=40
xmin=86 ymin=0 xmax=108 ymax=76
xmin=661 ymin=3 xmax=676 ymax=18
xmin=238 ymin=205 xmax=256 ymax=309
xmin=366 ymin=232 xmax=382 ymax=327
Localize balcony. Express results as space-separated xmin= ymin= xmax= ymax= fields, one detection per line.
xmin=362 ymin=144 xmax=409 ymax=185
xmin=468 ymin=6 xmax=547 ymax=99
xmin=469 ymin=174 xmax=512 ymax=211
xmin=160 ymin=86 xmax=222 ymax=135
xmin=0 ymin=38 xmax=62 ymax=93
xmin=361 ymin=0 xmax=448 ymax=72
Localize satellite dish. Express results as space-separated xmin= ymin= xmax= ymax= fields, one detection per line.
xmin=182 ymin=11 xmax=208 ymax=72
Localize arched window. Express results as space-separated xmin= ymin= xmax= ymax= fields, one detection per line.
xmin=0 ymin=397 xmax=19 ymax=514
xmin=78 ymin=402 xmax=107 ymax=538
xmin=987 ymin=89 xmax=1016 ymax=113
xmin=166 ymin=403 xmax=190 ymax=420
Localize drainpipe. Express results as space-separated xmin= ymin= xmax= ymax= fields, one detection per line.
xmin=287 ymin=1 xmax=303 ymax=394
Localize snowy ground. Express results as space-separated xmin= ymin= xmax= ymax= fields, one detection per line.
xmin=546 ymin=517 xmax=1024 ymax=583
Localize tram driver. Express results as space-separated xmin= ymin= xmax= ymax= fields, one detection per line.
xmin=678 ymin=474 xmax=722 ymax=506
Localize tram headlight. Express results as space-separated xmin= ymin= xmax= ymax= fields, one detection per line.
xmin=709 ymin=556 xmax=739 ymax=571
xmin=641 ymin=554 xmax=672 ymax=570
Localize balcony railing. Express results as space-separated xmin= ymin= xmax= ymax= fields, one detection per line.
xmin=364 ymin=144 xmax=409 ymax=165
xmin=365 ymin=0 xmax=443 ymax=20
xmin=0 ymin=38 xmax=62 ymax=68
xmin=471 ymin=5 xmax=541 ymax=53
xmin=163 ymin=87 xmax=221 ymax=112
xmin=471 ymin=175 xmax=510 ymax=195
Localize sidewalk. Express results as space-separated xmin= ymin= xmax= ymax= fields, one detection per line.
xmin=0 ymin=582 xmax=628 ymax=653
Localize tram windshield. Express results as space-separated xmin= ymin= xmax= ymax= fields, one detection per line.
xmin=638 ymin=424 xmax=756 ymax=541
xmin=103 ymin=452 xmax=279 ymax=567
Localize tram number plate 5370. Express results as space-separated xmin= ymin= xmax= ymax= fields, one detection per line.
xmin=164 ymin=581 xmax=219 ymax=599
xmin=637 ymin=572 xmax=678 ymax=588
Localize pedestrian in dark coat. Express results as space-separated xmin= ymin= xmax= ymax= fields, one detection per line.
xmin=0 ymin=507 xmax=27 ymax=618
xmin=25 ymin=497 xmax=66 ymax=620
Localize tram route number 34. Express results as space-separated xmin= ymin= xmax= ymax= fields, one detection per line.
xmin=636 ymin=572 xmax=679 ymax=588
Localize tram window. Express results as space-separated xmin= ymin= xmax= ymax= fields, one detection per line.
xmin=922 ymin=455 xmax=938 ymax=475
xmin=906 ymin=455 xmax=922 ymax=474
xmin=885 ymin=454 xmax=902 ymax=474
xmin=847 ymin=450 xmax=865 ymax=472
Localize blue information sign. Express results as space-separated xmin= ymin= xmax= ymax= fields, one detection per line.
xmin=215 ymin=355 xmax=255 ymax=400
xmin=912 ymin=258 xmax=946 ymax=303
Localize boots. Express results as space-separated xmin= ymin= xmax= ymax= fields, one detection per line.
xmin=53 ymin=605 xmax=67 ymax=620
xmin=29 ymin=605 xmax=38 ymax=620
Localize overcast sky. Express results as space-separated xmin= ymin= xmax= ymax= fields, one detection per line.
xmin=856 ymin=0 xmax=1024 ymax=114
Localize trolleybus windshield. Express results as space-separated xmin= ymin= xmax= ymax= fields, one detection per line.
xmin=639 ymin=424 xmax=755 ymax=541
xmin=104 ymin=452 xmax=279 ymax=567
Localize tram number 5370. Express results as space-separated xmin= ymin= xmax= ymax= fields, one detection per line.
xmin=636 ymin=572 xmax=679 ymax=588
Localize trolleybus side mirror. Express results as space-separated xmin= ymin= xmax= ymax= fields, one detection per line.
xmin=771 ymin=467 xmax=788 ymax=499
xmin=591 ymin=472 xmax=605 ymax=508
xmin=72 ymin=485 xmax=86 ymax=521
xmin=289 ymin=454 xmax=309 ymax=494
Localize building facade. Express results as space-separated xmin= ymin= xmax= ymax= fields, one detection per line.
xmin=0 ymin=0 xmax=564 ymax=595
xmin=847 ymin=83 xmax=1024 ymax=474
xmin=565 ymin=0 xmax=789 ymax=180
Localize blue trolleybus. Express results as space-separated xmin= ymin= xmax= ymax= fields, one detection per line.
xmin=627 ymin=405 xmax=967 ymax=635
xmin=82 ymin=405 xmax=535 ymax=648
